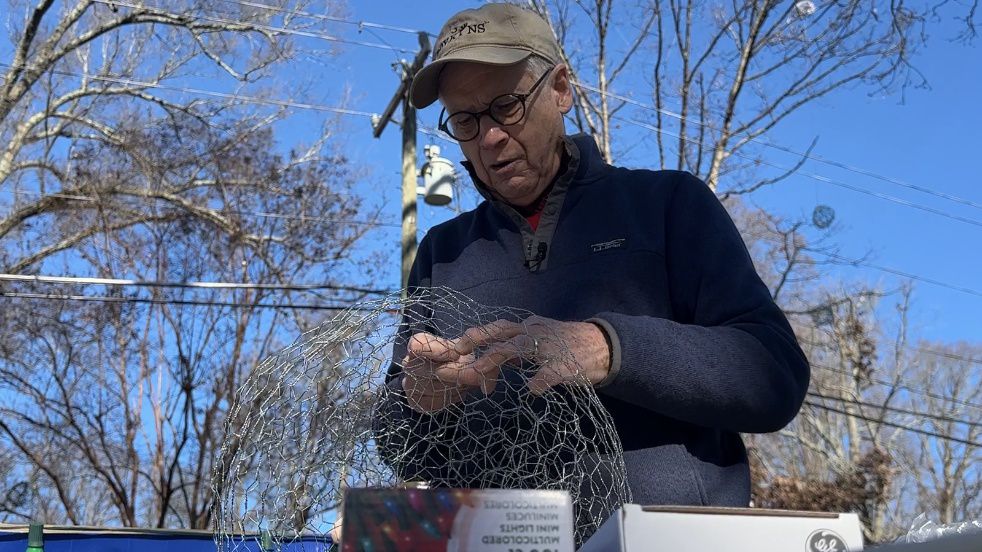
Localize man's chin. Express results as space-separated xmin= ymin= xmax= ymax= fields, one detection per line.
xmin=493 ymin=185 xmax=538 ymax=207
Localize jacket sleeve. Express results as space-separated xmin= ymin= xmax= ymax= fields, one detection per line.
xmin=590 ymin=172 xmax=810 ymax=434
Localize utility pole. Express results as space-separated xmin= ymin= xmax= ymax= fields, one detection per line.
xmin=372 ymin=32 xmax=431 ymax=294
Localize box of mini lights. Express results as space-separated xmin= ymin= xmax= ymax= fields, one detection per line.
xmin=340 ymin=487 xmax=574 ymax=552
xmin=579 ymin=504 xmax=864 ymax=552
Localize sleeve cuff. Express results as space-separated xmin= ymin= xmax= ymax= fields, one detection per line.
xmin=586 ymin=317 xmax=622 ymax=389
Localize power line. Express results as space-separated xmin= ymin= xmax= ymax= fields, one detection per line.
xmin=750 ymin=233 xmax=982 ymax=300
xmin=810 ymin=361 xmax=982 ymax=412
xmin=915 ymin=346 xmax=982 ymax=366
xmin=239 ymin=210 xmax=403 ymax=228
xmin=216 ymin=0 xmax=435 ymax=36
xmin=803 ymin=334 xmax=982 ymax=372
xmin=801 ymin=250 xmax=982 ymax=300
xmin=0 ymin=62 xmax=458 ymax=149
xmin=90 ymin=0 xmax=414 ymax=53
xmin=418 ymin=125 xmax=455 ymax=143
xmin=0 ymin=61 xmax=379 ymax=118
xmin=573 ymin=81 xmax=982 ymax=213
xmin=807 ymin=391 xmax=982 ymax=427
xmin=0 ymin=290 xmax=381 ymax=311
xmin=620 ymin=116 xmax=982 ymax=231
xmin=803 ymin=400 xmax=981 ymax=447
xmin=0 ymin=273 xmax=392 ymax=295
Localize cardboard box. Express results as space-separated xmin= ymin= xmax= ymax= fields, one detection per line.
xmin=341 ymin=487 xmax=575 ymax=552
xmin=579 ymin=504 xmax=864 ymax=552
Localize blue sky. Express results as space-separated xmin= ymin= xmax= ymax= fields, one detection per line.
xmin=308 ymin=1 xmax=981 ymax=345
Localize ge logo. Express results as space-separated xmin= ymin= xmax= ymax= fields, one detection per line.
xmin=807 ymin=529 xmax=848 ymax=552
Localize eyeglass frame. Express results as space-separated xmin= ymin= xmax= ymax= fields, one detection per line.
xmin=437 ymin=65 xmax=557 ymax=142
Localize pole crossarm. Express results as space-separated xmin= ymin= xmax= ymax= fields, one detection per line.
xmin=372 ymin=32 xmax=431 ymax=138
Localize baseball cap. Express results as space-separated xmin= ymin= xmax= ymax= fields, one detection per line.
xmin=409 ymin=3 xmax=562 ymax=109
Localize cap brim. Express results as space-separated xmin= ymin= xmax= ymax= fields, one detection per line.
xmin=409 ymin=46 xmax=532 ymax=109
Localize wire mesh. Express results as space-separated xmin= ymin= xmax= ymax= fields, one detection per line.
xmin=213 ymin=287 xmax=630 ymax=549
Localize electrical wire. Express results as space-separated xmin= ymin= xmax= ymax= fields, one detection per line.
xmin=750 ymin=233 xmax=982 ymax=300
xmin=800 ymin=250 xmax=982 ymax=299
xmin=216 ymin=0 xmax=435 ymax=36
xmin=803 ymin=400 xmax=981 ymax=447
xmin=807 ymin=391 xmax=982 ymax=427
xmin=90 ymin=0 xmax=414 ymax=53
xmin=915 ymin=346 xmax=982 ymax=366
xmin=0 ymin=290 xmax=387 ymax=311
xmin=237 ymin=210 xmax=403 ymax=228
xmin=620 ymin=116 xmax=982 ymax=231
xmin=573 ymin=81 xmax=982 ymax=213
xmin=3 ymin=299 xmax=978 ymax=444
xmin=0 ymin=273 xmax=392 ymax=295
xmin=0 ymin=61 xmax=379 ymax=118
xmin=810 ymin=361 xmax=982 ymax=412
xmin=801 ymin=335 xmax=982 ymax=370
xmin=0 ymin=61 xmax=457 ymax=149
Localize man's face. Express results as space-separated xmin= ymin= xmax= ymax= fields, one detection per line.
xmin=438 ymin=61 xmax=572 ymax=207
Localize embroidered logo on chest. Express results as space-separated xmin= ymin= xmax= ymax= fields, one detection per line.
xmin=590 ymin=238 xmax=626 ymax=252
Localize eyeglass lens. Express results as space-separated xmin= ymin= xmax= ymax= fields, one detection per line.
xmin=446 ymin=96 xmax=525 ymax=141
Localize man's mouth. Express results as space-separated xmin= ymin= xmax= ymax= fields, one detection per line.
xmin=490 ymin=159 xmax=518 ymax=171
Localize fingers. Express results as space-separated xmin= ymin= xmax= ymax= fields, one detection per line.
xmin=477 ymin=365 xmax=501 ymax=395
xmin=406 ymin=332 xmax=460 ymax=363
xmin=526 ymin=361 xmax=561 ymax=395
xmin=434 ymin=332 xmax=546 ymax=389
xmin=465 ymin=334 xmax=537 ymax=372
xmin=403 ymin=322 xmax=552 ymax=404
xmin=329 ymin=516 xmax=343 ymax=543
xmin=452 ymin=319 xmax=524 ymax=355
xmin=527 ymin=360 xmax=591 ymax=395
xmin=431 ymin=354 xmax=500 ymax=389
xmin=403 ymin=350 xmax=499 ymax=398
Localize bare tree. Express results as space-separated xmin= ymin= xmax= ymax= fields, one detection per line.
xmin=527 ymin=0 xmax=926 ymax=192
xmin=906 ymin=343 xmax=982 ymax=525
xmin=0 ymin=0 xmax=385 ymax=528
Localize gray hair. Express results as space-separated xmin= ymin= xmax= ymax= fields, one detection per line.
xmin=525 ymin=53 xmax=557 ymax=78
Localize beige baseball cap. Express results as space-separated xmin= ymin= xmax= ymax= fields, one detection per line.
xmin=410 ymin=3 xmax=562 ymax=109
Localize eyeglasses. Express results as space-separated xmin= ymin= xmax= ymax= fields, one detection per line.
xmin=438 ymin=66 xmax=555 ymax=142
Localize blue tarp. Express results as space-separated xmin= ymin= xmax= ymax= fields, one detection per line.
xmin=0 ymin=528 xmax=333 ymax=552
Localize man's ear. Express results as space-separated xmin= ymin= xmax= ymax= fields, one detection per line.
xmin=552 ymin=63 xmax=574 ymax=114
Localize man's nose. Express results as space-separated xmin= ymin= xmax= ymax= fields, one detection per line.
xmin=477 ymin=114 xmax=508 ymax=149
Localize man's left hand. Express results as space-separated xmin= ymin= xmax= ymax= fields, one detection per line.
xmin=451 ymin=315 xmax=611 ymax=395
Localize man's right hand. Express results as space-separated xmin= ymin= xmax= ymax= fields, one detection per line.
xmin=400 ymin=324 xmax=524 ymax=413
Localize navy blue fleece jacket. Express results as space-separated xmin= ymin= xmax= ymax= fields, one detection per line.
xmin=379 ymin=134 xmax=809 ymax=506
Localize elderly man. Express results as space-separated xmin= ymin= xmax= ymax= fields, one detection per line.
xmin=379 ymin=3 xmax=809 ymax=510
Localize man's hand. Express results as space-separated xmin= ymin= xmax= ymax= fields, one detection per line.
xmin=462 ymin=316 xmax=611 ymax=395
xmin=400 ymin=331 xmax=503 ymax=414
xmin=400 ymin=317 xmax=611 ymax=413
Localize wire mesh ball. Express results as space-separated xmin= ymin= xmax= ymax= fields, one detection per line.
xmin=812 ymin=204 xmax=836 ymax=229
xmin=213 ymin=287 xmax=630 ymax=549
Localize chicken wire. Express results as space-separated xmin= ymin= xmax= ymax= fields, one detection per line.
xmin=213 ymin=287 xmax=630 ymax=550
